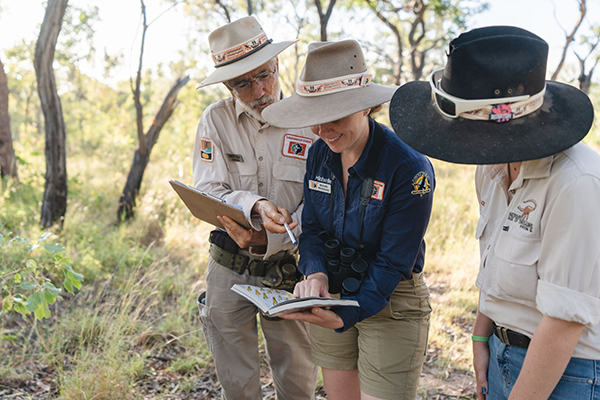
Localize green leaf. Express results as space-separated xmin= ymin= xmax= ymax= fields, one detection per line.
xmin=13 ymin=302 xmax=30 ymax=316
xmin=3 ymin=298 xmax=13 ymax=312
xmin=0 ymin=234 xmax=4 ymax=247
xmin=63 ymin=277 xmax=74 ymax=294
xmin=44 ymin=290 xmax=57 ymax=305
xmin=11 ymin=237 xmax=30 ymax=243
xmin=71 ymin=271 xmax=84 ymax=282
xmin=28 ymin=243 xmax=40 ymax=252
xmin=25 ymin=291 xmax=42 ymax=312
xmin=42 ymin=243 xmax=65 ymax=254
xmin=38 ymin=232 xmax=52 ymax=242
xmin=20 ymin=282 xmax=37 ymax=290
xmin=14 ymin=273 xmax=22 ymax=284
xmin=26 ymin=259 xmax=38 ymax=269
xmin=42 ymin=300 xmax=51 ymax=318
xmin=34 ymin=304 xmax=44 ymax=319
xmin=43 ymin=282 xmax=61 ymax=295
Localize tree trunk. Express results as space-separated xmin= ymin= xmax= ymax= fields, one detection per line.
xmin=315 ymin=0 xmax=337 ymax=42
xmin=34 ymin=0 xmax=69 ymax=229
xmin=117 ymin=75 xmax=190 ymax=220
xmin=0 ymin=57 xmax=18 ymax=180
xmin=550 ymin=0 xmax=586 ymax=81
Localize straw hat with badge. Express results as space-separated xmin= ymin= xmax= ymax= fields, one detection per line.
xmin=263 ymin=39 xmax=397 ymax=127
xmin=197 ymin=15 xmax=297 ymax=89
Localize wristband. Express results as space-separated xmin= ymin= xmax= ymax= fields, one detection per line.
xmin=471 ymin=335 xmax=490 ymax=342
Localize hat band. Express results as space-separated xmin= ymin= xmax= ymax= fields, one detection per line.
xmin=212 ymin=33 xmax=272 ymax=68
xmin=297 ymin=73 xmax=372 ymax=97
xmin=459 ymin=88 xmax=545 ymax=122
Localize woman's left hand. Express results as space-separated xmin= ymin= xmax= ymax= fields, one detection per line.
xmin=279 ymin=306 xmax=344 ymax=330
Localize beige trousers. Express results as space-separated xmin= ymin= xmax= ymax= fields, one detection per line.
xmin=199 ymin=257 xmax=318 ymax=400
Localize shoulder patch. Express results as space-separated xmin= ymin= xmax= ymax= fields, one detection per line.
xmin=199 ymin=137 xmax=213 ymax=163
xmin=411 ymin=171 xmax=432 ymax=197
xmin=282 ymin=134 xmax=313 ymax=160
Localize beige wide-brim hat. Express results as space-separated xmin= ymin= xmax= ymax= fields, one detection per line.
xmin=263 ymin=39 xmax=398 ymax=128
xmin=197 ymin=16 xmax=297 ymax=89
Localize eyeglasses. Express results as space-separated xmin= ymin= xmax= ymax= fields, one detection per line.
xmin=229 ymin=66 xmax=277 ymax=96
xmin=428 ymin=68 xmax=530 ymax=118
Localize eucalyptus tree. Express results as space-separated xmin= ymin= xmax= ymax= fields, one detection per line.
xmin=0 ymin=56 xmax=18 ymax=180
xmin=34 ymin=0 xmax=69 ymax=229
xmin=574 ymin=25 xmax=600 ymax=94
xmin=358 ymin=0 xmax=489 ymax=85
xmin=117 ymin=0 xmax=189 ymax=221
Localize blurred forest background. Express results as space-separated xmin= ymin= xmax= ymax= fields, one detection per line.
xmin=1 ymin=0 xmax=599 ymax=398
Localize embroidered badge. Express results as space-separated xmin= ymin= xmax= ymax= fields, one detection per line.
xmin=371 ymin=180 xmax=385 ymax=201
xmin=199 ymin=137 xmax=213 ymax=163
xmin=282 ymin=134 xmax=314 ymax=160
xmin=309 ymin=180 xmax=331 ymax=194
xmin=507 ymin=199 xmax=537 ymax=232
xmin=226 ymin=153 xmax=244 ymax=162
xmin=490 ymin=104 xmax=513 ymax=123
xmin=411 ymin=172 xmax=432 ymax=197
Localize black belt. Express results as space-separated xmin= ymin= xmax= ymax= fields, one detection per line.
xmin=493 ymin=322 xmax=531 ymax=348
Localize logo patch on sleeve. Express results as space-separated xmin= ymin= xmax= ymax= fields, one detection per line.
xmin=371 ymin=180 xmax=385 ymax=201
xmin=199 ymin=137 xmax=213 ymax=163
xmin=282 ymin=134 xmax=314 ymax=160
xmin=411 ymin=171 xmax=432 ymax=197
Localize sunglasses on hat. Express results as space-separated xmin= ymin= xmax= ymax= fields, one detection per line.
xmin=428 ymin=69 xmax=530 ymax=118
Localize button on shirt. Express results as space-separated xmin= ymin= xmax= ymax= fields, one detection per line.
xmin=193 ymin=96 xmax=317 ymax=259
xmin=475 ymin=142 xmax=600 ymax=359
xmin=300 ymin=120 xmax=435 ymax=331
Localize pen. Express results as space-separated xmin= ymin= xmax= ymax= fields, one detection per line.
xmin=284 ymin=222 xmax=298 ymax=246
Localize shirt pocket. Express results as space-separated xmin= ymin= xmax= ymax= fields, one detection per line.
xmin=230 ymin=159 xmax=258 ymax=190
xmin=493 ymin=232 xmax=540 ymax=304
xmin=272 ymin=161 xmax=305 ymax=207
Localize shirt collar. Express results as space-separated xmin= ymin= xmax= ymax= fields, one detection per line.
xmin=324 ymin=118 xmax=375 ymax=181
xmin=483 ymin=153 xmax=556 ymax=191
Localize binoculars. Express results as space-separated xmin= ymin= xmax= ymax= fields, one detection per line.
xmin=324 ymin=238 xmax=368 ymax=295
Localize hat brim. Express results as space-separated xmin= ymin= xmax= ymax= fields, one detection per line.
xmin=263 ymin=84 xmax=398 ymax=128
xmin=389 ymin=81 xmax=594 ymax=164
xmin=196 ymin=40 xmax=298 ymax=89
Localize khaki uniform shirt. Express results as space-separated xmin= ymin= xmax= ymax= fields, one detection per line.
xmin=475 ymin=142 xmax=600 ymax=359
xmin=193 ymin=96 xmax=317 ymax=259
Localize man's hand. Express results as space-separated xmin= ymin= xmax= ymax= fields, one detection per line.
xmin=252 ymin=200 xmax=297 ymax=234
xmin=217 ymin=215 xmax=267 ymax=249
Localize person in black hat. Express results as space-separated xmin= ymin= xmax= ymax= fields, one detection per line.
xmin=389 ymin=26 xmax=600 ymax=399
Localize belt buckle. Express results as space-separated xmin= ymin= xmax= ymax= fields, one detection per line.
xmin=496 ymin=325 xmax=511 ymax=345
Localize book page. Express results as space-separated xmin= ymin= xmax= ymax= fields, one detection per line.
xmin=231 ymin=284 xmax=294 ymax=313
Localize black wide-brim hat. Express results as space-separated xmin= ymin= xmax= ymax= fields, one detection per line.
xmin=389 ymin=26 xmax=594 ymax=164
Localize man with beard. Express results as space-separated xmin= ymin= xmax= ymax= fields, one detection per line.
xmin=193 ymin=16 xmax=318 ymax=400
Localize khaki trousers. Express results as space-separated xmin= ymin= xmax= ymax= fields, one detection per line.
xmin=199 ymin=257 xmax=318 ymax=400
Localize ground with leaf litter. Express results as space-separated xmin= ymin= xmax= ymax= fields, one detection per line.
xmin=1 ymin=338 xmax=476 ymax=399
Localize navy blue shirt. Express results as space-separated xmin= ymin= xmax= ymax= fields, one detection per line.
xmin=299 ymin=119 xmax=435 ymax=332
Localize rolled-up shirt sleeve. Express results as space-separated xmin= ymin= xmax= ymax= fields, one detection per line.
xmin=537 ymin=174 xmax=600 ymax=327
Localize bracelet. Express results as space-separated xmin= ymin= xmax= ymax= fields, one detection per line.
xmin=471 ymin=335 xmax=490 ymax=342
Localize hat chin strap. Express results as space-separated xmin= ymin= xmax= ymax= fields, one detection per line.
xmin=459 ymin=88 xmax=545 ymax=122
xmin=296 ymin=72 xmax=372 ymax=97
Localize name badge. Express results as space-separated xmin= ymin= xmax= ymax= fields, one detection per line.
xmin=309 ymin=180 xmax=331 ymax=194
xmin=226 ymin=153 xmax=244 ymax=162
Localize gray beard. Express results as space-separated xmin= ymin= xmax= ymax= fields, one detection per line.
xmin=237 ymin=81 xmax=281 ymax=124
